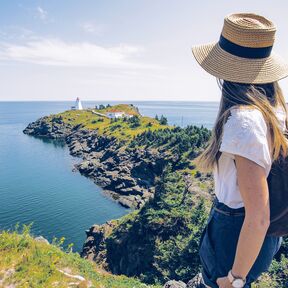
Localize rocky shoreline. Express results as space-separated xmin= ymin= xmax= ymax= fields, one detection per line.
xmin=23 ymin=115 xmax=174 ymax=209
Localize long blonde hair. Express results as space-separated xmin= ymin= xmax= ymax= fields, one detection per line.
xmin=194 ymin=79 xmax=288 ymax=172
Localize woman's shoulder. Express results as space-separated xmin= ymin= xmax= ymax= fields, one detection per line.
xmin=230 ymin=106 xmax=265 ymax=120
xmin=220 ymin=106 xmax=272 ymax=169
xmin=226 ymin=106 xmax=267 ymax=134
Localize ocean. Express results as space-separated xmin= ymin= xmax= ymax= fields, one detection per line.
xmin=0 ymin=101 xmax=219 ymax=252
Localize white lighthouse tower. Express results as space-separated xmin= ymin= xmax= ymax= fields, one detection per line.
xmin=71 ymin=97 xmax=83 ymax=110
xmin=75 ymin=97 xmax=83 ymax=110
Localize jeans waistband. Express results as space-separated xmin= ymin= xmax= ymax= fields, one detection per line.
xmin=212 ymin=197 xmax=245 ymax=216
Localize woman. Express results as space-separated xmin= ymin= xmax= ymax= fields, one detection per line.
xmin=190 ymin=13 xmax=288 ymax=288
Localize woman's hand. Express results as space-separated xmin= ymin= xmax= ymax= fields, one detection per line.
xmin=216 ymin=276 xmax=233 ymax=288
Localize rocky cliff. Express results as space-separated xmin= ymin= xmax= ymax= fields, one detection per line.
xmin=23 ymin=105 xmax=211 ymax=210
xmin=23 ymin=107 xmax=175 ymax=209
xmin=80 ymin=170 xmax=213 ymax=284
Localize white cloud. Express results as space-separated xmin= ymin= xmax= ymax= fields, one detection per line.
xmin=0 ymin=26 xmax=35 ymax=41
xmin=36 ymin=6 xmax=48 ymax=20
xmin=0 ymin=38 xmax=159 ymax=69
xmin=35 ymin=6 xmax=53 ymax=23
xmin=80 ymin=22 xmax=103 ymax=34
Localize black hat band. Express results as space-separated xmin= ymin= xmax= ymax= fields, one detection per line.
xmin=219 ymin=35 xmax=273 ymax=59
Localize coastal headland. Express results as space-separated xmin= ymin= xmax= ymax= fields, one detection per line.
xmin=23 ymin=103 xmax=212 ymax=210
xmin=23 ymin=103 xmax=215 ymax=284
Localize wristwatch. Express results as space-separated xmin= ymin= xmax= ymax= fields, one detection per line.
xmin=228 ymin=270 xmax=246 ymax=288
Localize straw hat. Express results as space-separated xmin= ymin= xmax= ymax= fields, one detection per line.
xmin=191 ymin=13 xmax=288 ymax=83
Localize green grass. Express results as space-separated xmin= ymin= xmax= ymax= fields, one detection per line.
xmin=0 ymin=223 xmax=161 ymax=288
xmin=101 ymin=104 xmax=140 ymax=116
xmin=46 ymin=104 xmax=171 ymax=142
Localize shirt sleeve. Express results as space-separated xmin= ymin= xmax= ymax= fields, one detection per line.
xmin=219 ymin=108 xmax=271 ymax=169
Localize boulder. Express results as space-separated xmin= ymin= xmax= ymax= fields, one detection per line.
xmin=34 ymin=236 xmax=49 ymax=245
xmin=81 ymin=221 xmax=117 ymax=267
xmin=163 ymin=280 xmax=187 ymax=288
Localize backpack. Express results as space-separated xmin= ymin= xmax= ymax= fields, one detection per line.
xmin=267 ymin=141 xmax=288 ymax=237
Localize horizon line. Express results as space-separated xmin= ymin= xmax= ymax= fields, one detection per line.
xmin=0 ymin=99 xmax=220 ymax=102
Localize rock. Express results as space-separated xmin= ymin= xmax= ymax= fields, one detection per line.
xmin=118 ymin=196 xmax=136 ymax=208
xmin=117 ymin=186 xmax=143 ymax=196
xmin=111 ymin=175 xmax=137 ymax=189
xmin=34 ymin=236 xmax=49 ymax=245
xmin=57 ymin=268 xmax=86 ymax=281
xmin=70 ymin=141 xmax=84 ymax=156
xmin=0 ymin=268 xmax=16 ymax=287
xmin=163 ymin=280 xmax=187 ymax=288
xmin=95 ymin=176 xmax=112 ymax=187
xmin=81 ymin=221 xmax=117 ymax=268
xmin=104 ymin=157 xmax=116 ymax=169
xmin=23 ymin=116 xmax=72 ymax=139
xmin=186 ymin=273 xmax=206 ymax=288
xmin=104 ymin=170 xmax=119 ymax=180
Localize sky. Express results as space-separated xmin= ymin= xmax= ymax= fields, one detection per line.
xmin=1 ymin=1 xmax=288 ymax=101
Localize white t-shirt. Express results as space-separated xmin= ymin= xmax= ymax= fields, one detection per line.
xmin=213 ymin=105 xmax=287 ymax=209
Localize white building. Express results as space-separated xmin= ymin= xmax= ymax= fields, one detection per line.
xmin=106 ymin=111 xmax=133 ymax=119
xmin=71 ymin=97 xmax=83 ymax=110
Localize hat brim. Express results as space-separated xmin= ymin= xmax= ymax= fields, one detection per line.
xmin=192 ymin=42 xmax=288 ymax=84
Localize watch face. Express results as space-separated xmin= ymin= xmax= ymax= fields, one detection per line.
xmin=232 ymin=279 xmax=244 ymax=288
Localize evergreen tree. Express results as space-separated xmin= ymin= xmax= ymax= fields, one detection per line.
xmin=128 ymin=115 xmax=141 ymax=128
xmin=106 ymin=169 xmax=210 ymax=284
xmin=159 ymin=115 xmax=168 ymax=125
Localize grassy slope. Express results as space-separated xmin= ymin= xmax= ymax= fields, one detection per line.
xmin=0 ymin=224 xmax=161 ymax=288
xmin=47 ymin=104 xmax=170 ymax=142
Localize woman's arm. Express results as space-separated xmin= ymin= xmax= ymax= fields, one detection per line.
xmin=231 ymin=154 xmax=270 ymax=278
xmin=217 ymin=155 xmax=270 ymax=287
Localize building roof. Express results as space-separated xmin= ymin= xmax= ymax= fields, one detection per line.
xmin=106 ymin=110 xmax=125 ymax=113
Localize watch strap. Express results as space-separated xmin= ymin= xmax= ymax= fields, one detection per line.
xmin=228 ymin=270 xmax=246 ymax=287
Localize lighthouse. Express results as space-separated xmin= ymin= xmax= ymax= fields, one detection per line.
xmin=71 ymin=97 xmax=83 ymax=110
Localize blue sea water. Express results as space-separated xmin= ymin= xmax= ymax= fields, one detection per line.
xmin=0 ymin=101 xmax=219 ymax=252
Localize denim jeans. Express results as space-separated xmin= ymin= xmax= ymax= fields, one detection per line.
xmin=199 ymin=197 xmax=282 ymax=288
